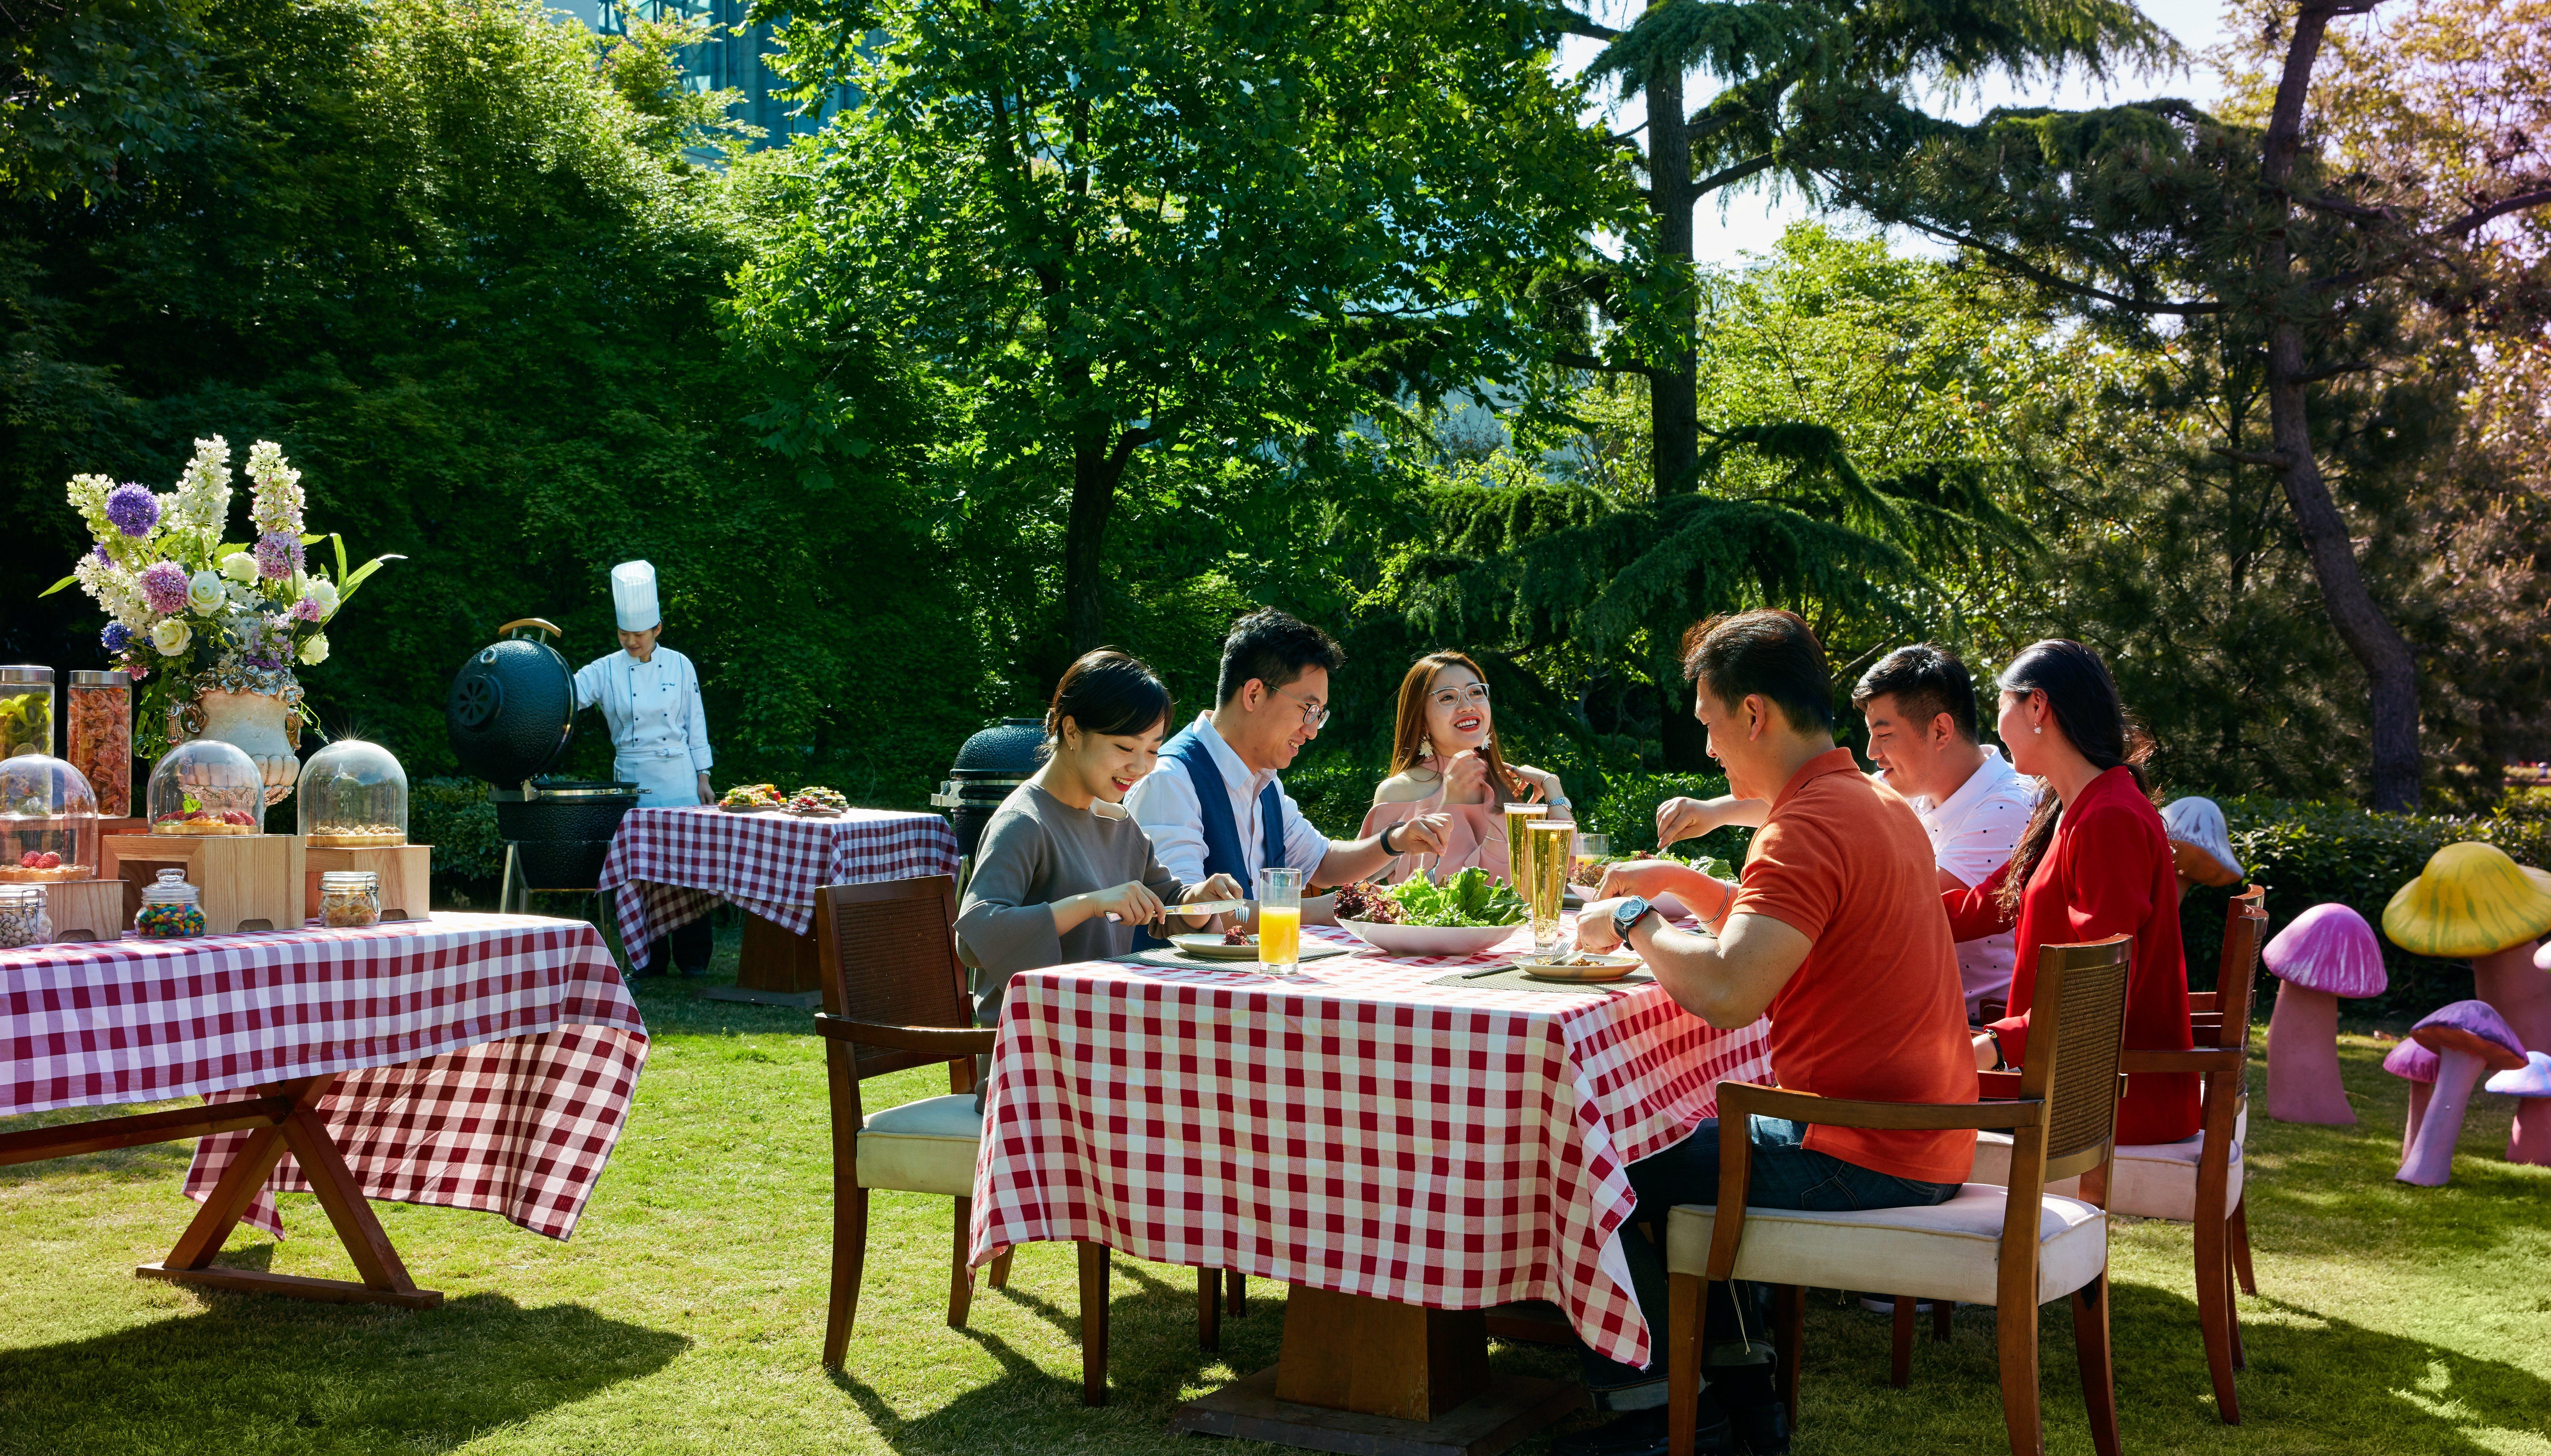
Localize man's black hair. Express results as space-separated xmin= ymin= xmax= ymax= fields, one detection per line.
xmin=1680 ymin=610 xmax=1835 ymax=733
xmin=1851 ymin=644 xmax=1980 ymax=743
xmin=1217 ymin=608 xmax=1345 ymax=705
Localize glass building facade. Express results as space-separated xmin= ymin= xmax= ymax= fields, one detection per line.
xmin=561 ymin=3 xmax=850 ymax=148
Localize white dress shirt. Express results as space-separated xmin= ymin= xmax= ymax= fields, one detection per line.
xmin=573 ymin=646 xmax=712 ymax=805
xmin=1898 ymin=744 xmax=2038 ymax=1016
xmin=1124 ymin=712 xmax=1331 ymax=888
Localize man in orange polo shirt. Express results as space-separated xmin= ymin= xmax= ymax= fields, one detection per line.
xmin=1563 ymin=610 xmax=1974 ymax=1456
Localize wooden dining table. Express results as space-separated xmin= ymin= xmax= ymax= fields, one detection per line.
xmin=970 ymin=923 xmax=1771 ymax=1455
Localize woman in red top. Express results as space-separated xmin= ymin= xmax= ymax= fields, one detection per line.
xmin=1946 ymin=639 xmax=2200 ymax=1147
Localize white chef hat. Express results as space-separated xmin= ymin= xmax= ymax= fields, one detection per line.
xmin=610 ymin=560 xmax=661 ymax=632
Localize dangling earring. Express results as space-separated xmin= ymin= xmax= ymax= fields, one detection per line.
xmin=2032 ymin=725 xmax=2042 ymax=735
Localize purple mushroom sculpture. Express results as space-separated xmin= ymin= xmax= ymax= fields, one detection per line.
xmin=2396 ymin=1001 xmax=2529 ymax=1186
xmin=2382 ymin=1039 xmax=2440 ymax=1162
xmin=2486 ymin=1051 xmax=2551 ymax=1165
xmin=2264 ymin=904 xmax=2388 ymax=1124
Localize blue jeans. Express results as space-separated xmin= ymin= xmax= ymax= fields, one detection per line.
xmin=1579 ymin=1115 xmax=1961 ymax=1402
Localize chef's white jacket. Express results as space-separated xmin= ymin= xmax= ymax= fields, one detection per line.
xmin=573 ymin=646 xmax=713 ymax=806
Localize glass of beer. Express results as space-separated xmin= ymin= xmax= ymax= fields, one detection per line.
xmin=1503 ymin=802 xmax=1549 ymax=895
xmin=1258 ymin=866 xmax=1304 ymax=976
xmin=1526 ymin=820 xmax=1576 ymax=956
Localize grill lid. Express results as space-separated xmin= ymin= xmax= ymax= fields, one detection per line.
xmin=949 ymin=717 xmax=1046 ymax=777
xmin=447 ymin=619 xmax=576 ymax=786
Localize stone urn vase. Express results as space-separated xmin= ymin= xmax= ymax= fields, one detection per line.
xmin=170 ymin=678 xmax=303 ymax=806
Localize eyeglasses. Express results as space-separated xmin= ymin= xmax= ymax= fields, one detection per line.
xmin=1274 ymin=684 xmax=1331 ymax=729
xmin=1428 ymin=684 xmax=1491 ymax=710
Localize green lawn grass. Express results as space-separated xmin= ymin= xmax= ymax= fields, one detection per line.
xmin=3 ymin=919 xmax=2546 ymax=1455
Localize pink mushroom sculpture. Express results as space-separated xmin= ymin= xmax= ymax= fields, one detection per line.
xmin=2395 ymin=1001 xmax=2528 ymax=1186
xmin=2382 ymin=1039 xmax=2439 ymax=1162
xmin=2264 ymin=903 xmax=2388 ymax=1124
xmin=2486 ymin=1051 xmax=2551 ymax=1165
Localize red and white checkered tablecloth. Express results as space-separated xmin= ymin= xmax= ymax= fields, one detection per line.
xmin=599 ymin=806 xmax=958 ymax=966
xmin=969 ymin=924 xmax=1772 ymax=1369
xmin=1 ymin=913 xmax=647 ymax=1241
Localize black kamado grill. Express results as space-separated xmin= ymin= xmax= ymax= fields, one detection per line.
xmin=931 ymin=718 xmax=1046 ymax=886
xmin=446 ymin=617 xmax=639 ymax=912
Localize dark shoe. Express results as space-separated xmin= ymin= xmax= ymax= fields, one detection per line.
xmin=1551 ymin=1399 xmax=1735 ymax=1456
xmin=679 ymin=965 xmax=710 ymax=979
xmin=1707 ymin=1359 xmax=1790 ymax=1456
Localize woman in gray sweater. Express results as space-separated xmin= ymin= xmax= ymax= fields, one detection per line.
xmin=957 ymin=650 xmax=1243 ymax=1029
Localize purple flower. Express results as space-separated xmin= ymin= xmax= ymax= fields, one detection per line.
xmin=289 ymin=596 xmax=324 ymax=623
xmin=105 ymin=483 xmax=159 ymax=537
xmin=90 ymin=544 xmax=109 ymax=564
xmin=253 ymin=531 xmax=302 ymax=580
xmin=126 ymin=664 xmax=149 ymax=681
xmin=139 ymin=560 xmax=189 ymax=614
xmin=101 ymin=622 xmax=131 ymax=653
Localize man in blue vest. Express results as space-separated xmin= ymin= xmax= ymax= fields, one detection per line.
xmin=1128 ymin=609 xmax=1448 ymax=913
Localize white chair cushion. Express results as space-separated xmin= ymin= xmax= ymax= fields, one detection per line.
xmin=1664 ymin=1186 xmax=2108 ymax=1308
xmin=855 ymin=1093 xmax=981 ymax=1198
xmin=1968 ymin=1129 xmax=2243 ymax=1223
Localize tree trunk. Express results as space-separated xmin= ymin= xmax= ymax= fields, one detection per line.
xmin=1064 ymin=432 xmax=1120 ymax=654
xmin=2260 ymin=2 xmax=2423 ymax=811
xmin=1644 ymin=58 xmax=1698 ymax=497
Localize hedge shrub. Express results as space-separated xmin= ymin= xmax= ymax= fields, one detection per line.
xmin=411 ymin=776 xmax=504 ymax=891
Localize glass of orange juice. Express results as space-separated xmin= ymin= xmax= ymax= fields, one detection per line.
xmin=1258 ymin=866 xmax=1304 ymax=976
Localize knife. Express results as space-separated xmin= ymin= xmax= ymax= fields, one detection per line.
xmin=1105 ymin=899 xmax=1251 ymax=923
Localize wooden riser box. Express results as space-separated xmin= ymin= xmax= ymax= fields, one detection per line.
xmin=43 ymin=879 xmax=132 ymax=941
xmin=102 ymin=834 xmax=305 ymax=935
xmin=302 ymin=843 xmax=431 ymax=922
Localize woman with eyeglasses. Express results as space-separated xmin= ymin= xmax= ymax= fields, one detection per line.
xmin=1359 ymin=651 xmax=1566 ymax=884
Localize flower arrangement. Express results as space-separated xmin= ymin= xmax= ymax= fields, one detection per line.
xmin=43 ymin=437 xmax=399 ymax=756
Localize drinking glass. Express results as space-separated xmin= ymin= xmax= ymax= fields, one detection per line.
xmin=1502 ymin=802 xmax=1548 ymax=893
xmin=1526 ymin=820 xmax=1576 ymax=956
xmin=1258 ymin=866 xmax=1304 ymax=976
xmin=1574 ymin=832 xmax=1610 ymax=877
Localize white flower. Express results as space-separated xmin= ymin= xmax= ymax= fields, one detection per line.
xmin=305 ymin=577 xmax=340 ymax=616
xmin=220 ymin=551 xmax=259 ymax=583
xmin=246 ymin=439 xmax=305 ymax=537
xmin=66 ymin=474 xmax=121 ymax=545
xmin=163 ymin=436 xmax=232 ymax=542
xmin=151 ymin=618 xmax=193 ymax=656
xmin=186 ymin=570 xmax=226 ymax=616
xmin=299 ymin=633 xmax=330 ymax=666
xmin=225 ymin=578 xmax=259 ymax=610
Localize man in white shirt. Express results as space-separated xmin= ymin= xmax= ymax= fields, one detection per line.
xmin=1852 ymin=645 xmax=2037 ymax=1019
xmin=1127 ymin=609 xmax=1447 ymax=917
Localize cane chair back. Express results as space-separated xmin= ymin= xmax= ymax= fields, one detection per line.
xmin=816 ymin=876 xmax=974 ymax=1085
xmin=2021 ymin=935 xmax=2136 ymax=1189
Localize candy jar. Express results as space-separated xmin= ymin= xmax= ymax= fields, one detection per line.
xmin=296 ymin=740 xmax=409 ymax=847
xmin=0 ymin=665 xmax=52 ymax=759
xmin=134 ymin=869 xmax=209 ymax=938
xmin=66 ymin=671 xmax=133 ymax=818
xmin=319 ymin=870 xmax=382 ymax=928
xmin=0 ymin=884 xmax=51 ymax=949
xmin=0 ymin=753 xmax=100 ymax=884
xmin=146 ymin=739 xmax=264 ymax=835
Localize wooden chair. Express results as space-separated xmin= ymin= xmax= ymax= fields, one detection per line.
xmin=1945 ymin=885 xmax=2266 ymax=1421
xmin=811 ymin=875 xmax=1236 ymax=1401
xmin=1665 ymin=935 xmax=2136 ymax=1456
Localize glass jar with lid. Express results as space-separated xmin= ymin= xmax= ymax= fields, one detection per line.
xmin=296 ymin=740 xmax=408 ymax=847
xmin=0 ymin=753 xmax=100 ymax=884
xmin=319 ymin=870 xmax=382 ymax=928
xmin=0 ymin=665 xmax=52 ymax=760
xmin=66 ymin=670 xmax=133 ymax=818
xmin=147 ymin=739 xmax=264 ymax=835
xmin=134 ymin=869 xmax=209 ymax=938
xmin=0 ymin=884 xmax=51 ymax=949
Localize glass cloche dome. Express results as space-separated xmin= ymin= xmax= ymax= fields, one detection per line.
xmin=147 ymin=739 xmax=265 ymax=835
xmin=296 ymin=740 xmax=409 ymax=847
xmin=0 ymin=753 xmax=99 ymax=883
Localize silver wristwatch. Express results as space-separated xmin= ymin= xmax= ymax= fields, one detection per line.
xmin=1610 ymin=895 xmax=1656 ymax=943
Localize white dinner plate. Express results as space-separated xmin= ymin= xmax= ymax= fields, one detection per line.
xmin=1168 ymin=933 xmax=1262 ymax=961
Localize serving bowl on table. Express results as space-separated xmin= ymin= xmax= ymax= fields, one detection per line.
xmin=1339 ymin=918 xmax=1516 ymax=958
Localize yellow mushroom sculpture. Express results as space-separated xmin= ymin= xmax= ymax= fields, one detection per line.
xmin=2383 ymin=843 xmax=2551 ymax=1165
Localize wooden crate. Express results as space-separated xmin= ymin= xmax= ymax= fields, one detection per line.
xmin=43 ymin=879 xmax=131 ymax=941
xmin=102 ymin=834 xmax=305 ymax=935
xmin=302 ymin=843 xmax=431 ymax=922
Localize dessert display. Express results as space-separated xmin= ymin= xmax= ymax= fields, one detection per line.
xmin=65 ymin=672 xmax=132 ymax=817
xmin=0 ymin=885 xmax=51 ymax=949
xmin=720 ymin=783 xmax=784 ymax=811
xmin=296 ymin=739 xmax=410 ymax=847
xmin=146 ymin=739 xmax=265 ymax=835
xmin=0 ymin=666 xmax=53 ymax=760
xmin=0 ymin=753 xmax=100 ymax=883
xmin=319 ymin=870 xmax=382 ymax=928
xmin=788 ymin=785 xmax=849 ymax=816
xmin=134 ymin=868 xmax=208 ymax=938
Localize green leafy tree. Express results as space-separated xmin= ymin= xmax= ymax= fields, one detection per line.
xmin=742 ymin=0 xmax=1641 ymax=654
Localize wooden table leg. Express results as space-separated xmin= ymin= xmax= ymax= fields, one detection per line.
xmin=136 ymin=1074 xmax=443 ymax=1310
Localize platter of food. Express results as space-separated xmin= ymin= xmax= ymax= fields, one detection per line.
xmin=719 ymin=783 xmax=785 ymax=812
xmin=1169 ymin=930 xmax=1262 ymax=961
xmin=1336 ymin=868 xmax=1525 ymax=957
xmin=787 ymin=785 xmax=850 ymax=816
xmin=151 ymin=806 xmax=257 ymax=836
xmin=0 ymin=851 xmax=75 ymax=882
xmin=1515 ymin=948 xmax=1643 ymax=983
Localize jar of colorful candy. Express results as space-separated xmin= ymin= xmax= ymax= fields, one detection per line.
xmin=0 ymin=884 xmax=50 ymax=949
xmin=319 ymin=870 xmax=381 ymax=928
xmin=134 ymin=868 xmax=208 ymax=939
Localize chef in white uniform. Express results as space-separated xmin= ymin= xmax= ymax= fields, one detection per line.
xmin=575 ymin=560 xmax=716 ymax=974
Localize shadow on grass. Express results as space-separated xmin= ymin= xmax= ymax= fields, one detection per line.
xmin=0 ymin=1291 xmax=686 ymax=1456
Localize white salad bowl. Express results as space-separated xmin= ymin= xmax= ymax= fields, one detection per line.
xmin=1338 ymin=918 xmax=1519 ymax=958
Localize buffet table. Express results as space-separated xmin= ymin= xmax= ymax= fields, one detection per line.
xmin=598 ymin=806 xmax=958 ymax=1004
xmin=0 ymin=913 xmax=647 ymax=1309
xmin=972 ymin=923 xmax=1771 ymax=1450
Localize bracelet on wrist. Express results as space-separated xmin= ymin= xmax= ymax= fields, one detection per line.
xmin=1379 ymin=822 xmax=1400 ymax=856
